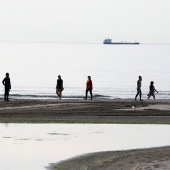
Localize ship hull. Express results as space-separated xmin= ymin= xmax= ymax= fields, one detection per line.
xmin=103 ymin=42 xmax=140 ymax=45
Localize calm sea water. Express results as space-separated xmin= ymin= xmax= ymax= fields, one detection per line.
xmin=0 ymin=43 xmax=170 ymax=99
xmin=0 ymin=123 xmax=170 ymax=170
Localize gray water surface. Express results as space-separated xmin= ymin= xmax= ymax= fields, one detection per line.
xmin=0 ymin=43 xmax=170 ymax=99
xmin=0 ymin=124 xmax=170 ymax=170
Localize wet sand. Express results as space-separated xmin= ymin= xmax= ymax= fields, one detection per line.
xmin=48 ymin=146 xmax=170 ymax=170
xmin=0 ymin=98 xmax=170 ymax=123
xmin=1 ymin=98 xmax=170 ymax=169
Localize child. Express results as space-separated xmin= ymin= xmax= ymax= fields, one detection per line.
xmin=147 ymin=81 xmax=158 ymax=99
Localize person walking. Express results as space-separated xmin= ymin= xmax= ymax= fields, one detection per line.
xmin=84 ymin=76 xmax=93 ymax=100
xmin=135 ymin=76 xmax=142 ymax=101
xmin=147 ymin=81 xmax=158 ymax=99
xmin=56 ymin=75 xmax=64 ymax=99
xmin=2 ymin=73 xmax=11 ymax=101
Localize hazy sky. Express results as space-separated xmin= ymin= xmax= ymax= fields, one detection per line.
xmin=0 ymin=0 xmax=170 ymax=43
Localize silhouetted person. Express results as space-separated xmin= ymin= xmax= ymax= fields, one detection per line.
xmin=2 ymin=73 xmax=11 ymax=101
xmin=84 ymin=76 xmax=93 ymax=100
xmin=147 ymin=81 xmax=158 ymax=99
xmin=56 ymin=75 xmax=63 ymax=99
xmin=135 ymin=76 xmax=142 ymax=101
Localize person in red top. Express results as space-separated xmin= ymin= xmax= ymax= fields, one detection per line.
xmin=84 ymin=76 xmax=93 ymax=100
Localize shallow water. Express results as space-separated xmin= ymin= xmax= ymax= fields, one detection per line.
xmin=0 ymin=124 xmax=170 ymax=170
xmin=0 ymin=43 xmax=170 ymax=99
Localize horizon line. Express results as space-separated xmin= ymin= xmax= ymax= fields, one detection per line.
xmin=0 ymin=41 xmax=170 ymax=45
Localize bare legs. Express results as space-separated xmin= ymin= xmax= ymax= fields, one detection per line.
xmin=56 ymin=89 xmax=62 ymax=99
xmin=135 ymin=89 xmax=142 ymax=101
xmin=148 ymin=93 xmax=155 ymax=99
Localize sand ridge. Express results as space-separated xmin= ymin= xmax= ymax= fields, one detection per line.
xmin=48 ymin=146 xmax=170 ymax=170
xmin=119 ymin=104 xmax=170 ymax=111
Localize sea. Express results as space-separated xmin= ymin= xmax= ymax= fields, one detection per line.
xmin=0 ymin=42 xmax=170 ymax=100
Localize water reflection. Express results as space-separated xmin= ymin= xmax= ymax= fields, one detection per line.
xmin=0 ymin=124 xmax=170 ymax=170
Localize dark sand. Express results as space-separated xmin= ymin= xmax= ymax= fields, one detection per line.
xmin=1 ymin=98 xmax=170 ymax=169
xmin=0 ymin=99 xmax=170 ymax=123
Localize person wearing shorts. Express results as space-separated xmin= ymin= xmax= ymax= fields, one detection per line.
xmin=135 ymin=76 xmax=142 ymax=101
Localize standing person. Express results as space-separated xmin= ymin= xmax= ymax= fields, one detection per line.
xmin=2 ymin=73 xmax=11 ymax=101
xmin=135 ymin=76 xmax=142 ymax=101
xmin=147 ymin=81 xmax=158 ymax=99
xmin=56 ymin=75 xmax=64 ymax=99
xmin=84 ymin=76 xmax=93 ymax=100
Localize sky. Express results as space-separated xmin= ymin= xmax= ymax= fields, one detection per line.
xmin=0 ymin=0 xmax=170 ymax=43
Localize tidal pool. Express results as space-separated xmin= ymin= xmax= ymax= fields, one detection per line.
xmin=0 ymin=124 xmax=170 ymax=170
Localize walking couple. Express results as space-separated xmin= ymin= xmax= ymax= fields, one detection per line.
xmin=135 ymin=76 xmax=158 ymax=101
xmin=55 ymin=75 xmax=93 ymax=100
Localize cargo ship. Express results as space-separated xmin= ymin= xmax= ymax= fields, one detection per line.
xmin=103 ymin=38 xmax=140 ymax=45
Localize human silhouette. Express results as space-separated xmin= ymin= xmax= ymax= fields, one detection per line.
xmin=56 ymin=75 xmax=64 ymax=99
xmin=135 ymin=76 xmax=142 ymax=101
xmin=147 ymin=81 xmax=158 ymax=99
xmin=84 ymin=76 xmax=93 ymax=100
xmin=2 ymin=73 xmax=11 ymax=101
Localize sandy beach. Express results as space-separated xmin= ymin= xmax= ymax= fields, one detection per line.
xmin=0 ymin=98 xmax=170 ymax=124
xmin=1 ymin=98 xmax=170 ymax=169
xmin=48 ymin=146 xmax=170 ymax=170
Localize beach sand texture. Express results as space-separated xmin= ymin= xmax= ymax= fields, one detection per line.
xmin=48 ymin=146 xmax=170 ymax=170
xmin=0 ymin=99 xmax=170 ymax=123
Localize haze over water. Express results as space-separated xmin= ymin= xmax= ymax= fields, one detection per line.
xmin=0 ymin=43 xmax=169 ymax=99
